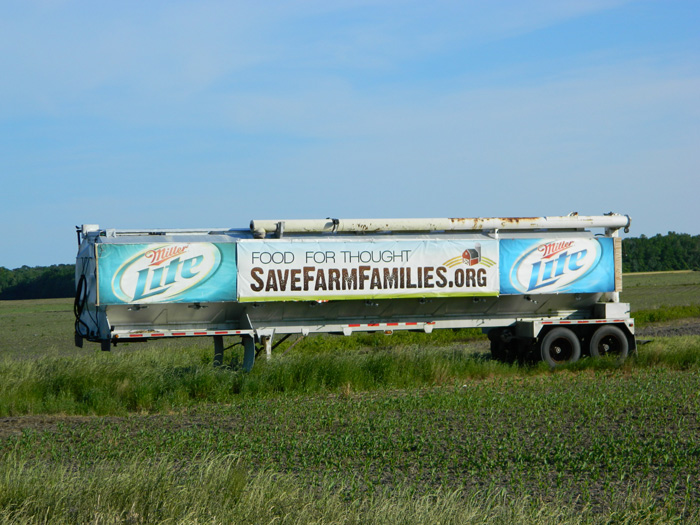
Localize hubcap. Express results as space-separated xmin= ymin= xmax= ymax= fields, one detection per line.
xmin=551 ymin=339 xmax=572 ymax=362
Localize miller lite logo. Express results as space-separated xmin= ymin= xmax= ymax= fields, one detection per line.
xmin=111 ymin=243 xmax=222 ymax=303
xmin=508 ymin=239 xmax=600 ymax=293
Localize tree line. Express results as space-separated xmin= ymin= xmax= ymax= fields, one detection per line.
xmin=0 ymin=232 xmax=698 ymax=300
xmin=621 ymin=232 xmax=700 ymax=273
xmin=0 ymin=264 xmax=74 ymax=300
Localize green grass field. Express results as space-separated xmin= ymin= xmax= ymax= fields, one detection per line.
xmin=1 ymin=272 xmax=700 ymax=523
xmin=621 ymin=270 xmax=700 ymax=311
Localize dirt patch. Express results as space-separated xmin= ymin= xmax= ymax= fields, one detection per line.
xmin=636 ymin=318 xmax=700 ymax=338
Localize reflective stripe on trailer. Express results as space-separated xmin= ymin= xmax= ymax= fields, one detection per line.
xmin=542 ymin=319 xmax=632 ymax=326
xmin=540 ymin=319 xmax=634 ymax=332
xmin=114 ymin=329 xmax=251 ymax=339
xmin=345 ymin=321 xmax=435 ymax=329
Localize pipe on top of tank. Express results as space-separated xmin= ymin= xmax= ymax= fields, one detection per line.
xmin=250 ymin=213 xmax=631 ymax=238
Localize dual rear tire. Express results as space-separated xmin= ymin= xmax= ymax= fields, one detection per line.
xmin=539 ymin=328 xmax=581 ymax=367
xmin=539 ymin=325 xmax=629 ymax=367
xmin=589 ymin=325 xmax=629 ymax=360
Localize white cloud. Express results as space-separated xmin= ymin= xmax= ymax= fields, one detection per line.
xmin=0 ymin=0 xmax=698 ymax=267
xmin=0 ymin=0 xmax=641 ymax=117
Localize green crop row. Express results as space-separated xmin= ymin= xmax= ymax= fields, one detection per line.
xmin=0 ymin=450 xmax=692 ymax=524
xmin=2 ymin=354 xmax=699 ymax=521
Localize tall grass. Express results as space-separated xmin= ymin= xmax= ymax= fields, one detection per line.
xmin=2 ymin=336 xmax=700 ymax=417
xmin=0 ymin=450 xmax=690 ymax=524
xmin=0 ymin=343 xmax=505 ymax=416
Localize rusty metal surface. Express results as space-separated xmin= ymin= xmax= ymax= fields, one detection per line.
xmin=250 ymin=215 xmax=631 ymax=235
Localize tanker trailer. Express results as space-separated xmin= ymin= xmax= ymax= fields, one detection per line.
xmin=74 ymin=213 xmax=634 ymax=370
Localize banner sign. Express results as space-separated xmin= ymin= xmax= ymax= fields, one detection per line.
xmin=236 ymin=239 xmax=499 ymax=301
xmin=97 ymin=243 xmax=237 ymax=304
xmin=499 ymin=238 xmax=615 ymax=294
xmin=95 ymin=237 xmax=615 ymax=305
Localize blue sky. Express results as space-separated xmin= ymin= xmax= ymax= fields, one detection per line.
xmin=1 ymin=0 xmax=698 ymax=269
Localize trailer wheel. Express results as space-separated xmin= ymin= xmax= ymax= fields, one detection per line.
xmin=590 ymin=325 xmax=628 ymax=361
xmin=540 ymin=328 xmax=580 ymax=367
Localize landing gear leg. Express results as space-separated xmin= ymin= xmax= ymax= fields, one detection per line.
xmin=242 ymin=335 xmax=256 ymax=372
xmin=213 ymin=335 xmax=224 ymax=368
xmin=262 ymin=336 xmax=272 ymax=361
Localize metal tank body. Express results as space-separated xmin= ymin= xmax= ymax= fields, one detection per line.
xmin=74 ymin=214 xmax=634 ymax=369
